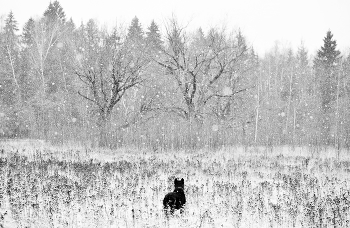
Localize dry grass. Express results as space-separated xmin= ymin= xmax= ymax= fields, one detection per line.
xmin=1 ymin=141 xmax=350 ymax=227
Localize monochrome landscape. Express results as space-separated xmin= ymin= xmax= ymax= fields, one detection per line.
xmin=1 ymin=0 xmax=350 ymax=227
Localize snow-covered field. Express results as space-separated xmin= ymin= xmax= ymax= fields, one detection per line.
xmin=1 ymin=140 xmax=350 ymax=227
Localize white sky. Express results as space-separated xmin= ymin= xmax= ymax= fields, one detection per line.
xmin=1 ymin=0 xmax=350 ymax=56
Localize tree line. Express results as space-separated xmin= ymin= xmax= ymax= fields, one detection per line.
xmin=1 ymin=1 xmax=350 ymax=150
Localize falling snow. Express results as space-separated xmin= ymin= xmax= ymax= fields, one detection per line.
xmin=222 ymin=86 xmax=232 ymax=96
xmin=212 ymin=124 xmax=219 ymax=132
xmin=56 ymin=42 xmax=63 ymax=48
xmin=0 ymin=1 xmax=349 ymax=227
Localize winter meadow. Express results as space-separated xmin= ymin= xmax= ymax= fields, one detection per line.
xmin=1 ymin=1 xmax=350 ymax=227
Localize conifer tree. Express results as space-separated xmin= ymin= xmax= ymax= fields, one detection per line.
xmin=0 ymin=11 xmax=22 ymax=137
xmin=314 ymin=30 xmax=341 ymax=145
xmin=2 ymin=11 xmax=20 ymax=89
xmin=20 ymin=17 xmax=36 ymax=100
xmin=146 ymin=20 xmax=162 ymax=50
xmin=127 ymin=17 xmax=144 ymax=42
xmin=296 ymin=43 xmax=310 ymax=97
xmin=22 ymin=18 xmax=35 ymax=46
xmin=296 ymin=43 xmax=308 ymax=70
xmin=4 ymin=11 xmax=19 ymax=37
xmin=43 ymin=0 xmax=66 ymax=24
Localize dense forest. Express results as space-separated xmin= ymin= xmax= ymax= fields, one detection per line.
xmin=1 ymin=1 xmax=350 ymax=150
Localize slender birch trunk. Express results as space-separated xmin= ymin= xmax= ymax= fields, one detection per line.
xmin=335 ymin=66 xmax=341 ymax=156
xmin=6 ymin=44 xmax=19 ymax=90
xmin=254 ymin=73 xmax=260 ymax=144
xmin=293 ymin=107 xmax=296 ymax=146
xmin=285 ymin=70 xmax=293 ymax=141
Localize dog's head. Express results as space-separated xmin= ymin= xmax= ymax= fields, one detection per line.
xmin=174 ymin=178 xmax=184 ymax=189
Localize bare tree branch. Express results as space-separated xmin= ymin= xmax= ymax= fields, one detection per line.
xmin=154 ymin=20 xmax=253 ymax=121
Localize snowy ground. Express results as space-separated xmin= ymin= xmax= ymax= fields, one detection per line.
xmin=1 ymin=140 xmax=350 ymax=227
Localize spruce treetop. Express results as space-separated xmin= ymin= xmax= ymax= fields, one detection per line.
xmin=4 ymin=11 xmax=19 ymax=34
xmin=22 ymin=18 xmax=35 ymax=46
xmin=314 ymin=30 xmax=341 ymax=68
xmin=146 ymin=20 xmax=162 ymax=49
xmin=44 ymin=0 xmax=66 ymax=23
xmin=127 ymin=17 xmax=144 ymax=41
xmin=296 ymin=42 xmax=308 ymax=69
xmin=3 ymin=11 xmax=19 ymax=47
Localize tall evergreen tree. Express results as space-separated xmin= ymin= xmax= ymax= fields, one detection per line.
xmin=4 ymin=11 xmax=19 ymax=37
xmin=43 ymin=0 xmax=66 ymax=24
xmin=296 ymin=43 xmax=311 ymax=95
xmin=344 ymin=54 xmax=350 ymax=90
xmin=193 ymin=27 xmax=205 ymax=46
xmin=20 ymin=17 xmax=36 ymax=93
xmin=127 ymin=17 xmax=144 ymax=43
xmin=22 ymin=18 xmax=35 ymax=46
xmin=146 ymin=20 xmax=162 ymax=50
xmin=0 ymin=11 xmax=22 ymax=137
xmin=1 ymin=11 xmax=20 ymax=89
xmin=315 ymin=31 xmax=341 ymax=69
xmin=314 ymin=30 xmax=341 ymax=145
xmin=296 ymin=43 xmax=308 ymax=70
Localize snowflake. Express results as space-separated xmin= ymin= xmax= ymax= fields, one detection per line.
xmin=75 ymin=53 xmax=83 ymax=62
xmin=108 ymin=64 xmax=113 ymax=71
xmin=212 ymin=124 xmax=219 ymax=132
xmin=222 ymin=87 xmax=232 ymax=96
xmin=57 ymin=42 xmax=63 ymax=48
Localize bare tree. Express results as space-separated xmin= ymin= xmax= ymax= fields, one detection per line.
xmin=28 ymin=18 xmax=63 ymax=93
xmin=74 ymin=28 xmax=150 ymax=147
xmin=154 ymin=19 xmax=251 ymax=124
xmin=20 ymin=14 xmax=68 ymax=140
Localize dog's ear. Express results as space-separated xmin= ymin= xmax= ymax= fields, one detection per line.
xmin=174 ymin=178 xmax=178 ymax=184
xmin=181 ymin=178 xmax=184 ymax=183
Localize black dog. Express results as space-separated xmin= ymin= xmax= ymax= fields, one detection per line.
xmin=163 ymin=178 xmax=186 ymax=215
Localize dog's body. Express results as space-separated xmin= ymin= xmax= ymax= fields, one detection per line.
xmin=163 ymin=178 xmax=186 ymax=214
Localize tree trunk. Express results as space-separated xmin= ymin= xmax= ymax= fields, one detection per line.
xmin=98 ymin=112 xmax=111 ymax=148
xmin=187 ymin=111 xmax=201 ymax=149
xmin=335 ymin=68 xmax=341 ymax=156
xmin=6 ymin=44 xmax=19 ymax=90
xmin=254 ymin=74 xmax=260 ymax=144
xmin=293 ymin=107 xmax=296 ymax=147
xmin=285 ymin=70 xmax=293 ymax=143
